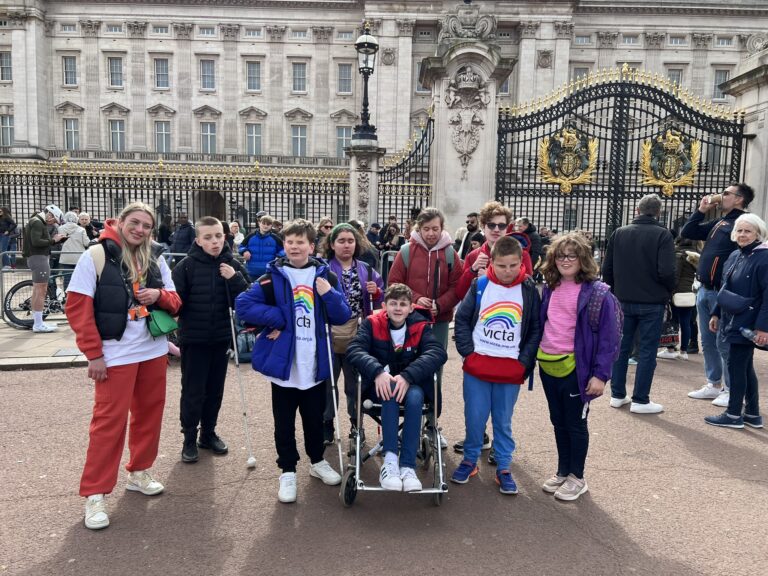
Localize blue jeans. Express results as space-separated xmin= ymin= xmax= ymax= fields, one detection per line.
xmin=696 ymin=287 xmax=730 ymax=389
xmin=611 ymin=302 xmax=665 ymax=404
xmin=0 ymin=234 xmax=9 ymax=267
xmin=377 ymin=384 xmax=424 ymax=469
xmin=462 ymin=373 xmax=520 ymax=471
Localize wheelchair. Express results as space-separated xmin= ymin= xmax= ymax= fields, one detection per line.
xmin=339 ymin=373 xmax=448 ymax=507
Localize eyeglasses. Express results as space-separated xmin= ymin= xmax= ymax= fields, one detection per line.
xmin=722 ymin=191 xmax=741 ymax=198
xmin=555 ymin=254 xmax=578 ymax=262
xmin=485 ymin=222 xmax=506 ymax=231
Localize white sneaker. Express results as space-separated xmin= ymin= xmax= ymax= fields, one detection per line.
xmin=400 ymin=467 xmax=422 ymax=492
xmin=688 ymin=383 xmax=722 ymax=399
xmin=630 ymin=401 xmax=664 ymax=414
xmin=657 ymin=349 xmax=679 ymax=359
xmin=610 ymin=396 xmax=631 ymax=408
xmin=679 ymin=352 xmax=688 ymax=361
xmin=126 ymin=470 xmax=164 ymax=495
xmin=439 ymin=434 xmax=448 ymax=450
xmin=309 ymin=459 xmax=341 ymax=485
xmin=84 ymin=494 xmax=109 ymax=530
xmin=32 ymin=322 xmax=57 ymax=333
xmin=379 ymin=460 xmax=403 ymax=491
xmin=712 ymin=390 xmax=730 ymax=407
xmin=278 ymin=472 xmax=297 ymax=503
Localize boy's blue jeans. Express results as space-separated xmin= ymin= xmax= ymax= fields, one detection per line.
xmin=462 ymin=373 xmax=520 ymax=471
xmin=378 ymin=384 xmax=424 ymax=469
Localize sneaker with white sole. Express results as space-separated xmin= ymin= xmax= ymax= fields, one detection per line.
xmin=554 ymin=474 xmax=589 ymax=501
xmin=610 ymin=396 xmax=631 ymax=408
xmin=400 ymin=467 xmax=422 ymax=492
xmin=657 ymin=349 xmax=679 ymax=359
xmin=84 ymin=494 xmax=109 ymax=530
xmin=126 ymin=470 xmax=164 ymax=495
xmin=712 ymin=390 xmax=730 ymax=407
xmin=32 ymin=322 xmax=57 ymax=333
xmin=309 ymin=459 xmax=341 ymax=485
xmin=679 ymin=352 xmax=688 ymax=361
xmin=278 ymin=472 xmax=297 ymax=503
xmin=630 ymin=401 xmax=664 ymax=414
xmin=542 ymin=474 xmax=568 ymax=494
xmin=379 ymin=460 xmax=403 ymax=491
xmin=744 ymin=414 xmax=764 ymax=429
xmin=688 ymin=383 xmax=722 ymax=399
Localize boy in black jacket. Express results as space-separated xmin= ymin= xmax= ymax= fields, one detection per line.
xmin=172 ymin=217 xmax=250 ymax=463
xmin=347 ymin=284 xmax=447 ymax=492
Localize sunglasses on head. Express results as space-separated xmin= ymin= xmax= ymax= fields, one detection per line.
xmin=485 ymin=222 xmax=506 ymax=230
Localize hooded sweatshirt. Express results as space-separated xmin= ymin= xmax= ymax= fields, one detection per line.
xmin=387 ymin=230 xmax=463 ymax=323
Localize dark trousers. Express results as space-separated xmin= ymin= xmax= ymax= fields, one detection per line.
xmin=179 ymin=341 xmax=230 ymax=435
xmin=324 ymin=352 xmax=360 ymax=425
xmin=271 ymin=382 xmax=325 ymax=473
xmin=540 ymin=369 xmax=590 ymax=479
xmin=671 ymin=305 xmax=694 ymax=350
xmin=727 ymin=343 xmax=760 ymax=417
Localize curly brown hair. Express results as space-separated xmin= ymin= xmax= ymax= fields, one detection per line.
xmin=479 ymin=201 xmax=512 ymax=227
xmin=540 ymin=232 xmax=599 ymax=288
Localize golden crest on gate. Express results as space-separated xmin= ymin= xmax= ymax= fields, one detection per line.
xmin=538 ymin=126 xmax=598 ymax=194
xmin=641 ymin=129 xmax=700 ymax=196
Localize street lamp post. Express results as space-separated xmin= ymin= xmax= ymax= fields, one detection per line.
xmin=353 ymin=22 xmax=379 ymax=142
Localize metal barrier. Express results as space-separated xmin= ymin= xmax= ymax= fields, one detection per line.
xmin=379 ymin=250 xmax=398 ymax=287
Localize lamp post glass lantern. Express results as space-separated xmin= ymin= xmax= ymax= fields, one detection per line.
xmin=354 ymin=22 xmax=379 ymax=141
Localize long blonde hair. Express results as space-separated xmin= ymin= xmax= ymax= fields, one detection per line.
xmin=117 ymin=202 xmax=156 ymax=283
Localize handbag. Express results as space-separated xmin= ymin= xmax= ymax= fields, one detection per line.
xmin=658 ymin=304 xmax=680 ymax=348
xmin=672 ymin=292 xmax=696 ymax=308
xmin=147 ymin=309 xmax=178 ymax=337
xmin=331 ymin=316 xmax=359 ymax=354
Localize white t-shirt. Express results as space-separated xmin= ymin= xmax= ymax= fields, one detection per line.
xmin=271 ymin=266 xmax=320 ymax=390
xmin=390 ymin=324 xmax=406 ymax=352
xmin=471 ymin=281 xmax=524 ymax=359
xmin=67 ymin=250 xmax=176 ymax=368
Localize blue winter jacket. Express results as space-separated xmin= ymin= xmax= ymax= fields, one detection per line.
xmin=239 ymin=231 xmax=284 ymax=279
xmin=234 ymin=257 xmax=351 ymax=381
xmin=712 ymin=241 xmax=768 ymax=344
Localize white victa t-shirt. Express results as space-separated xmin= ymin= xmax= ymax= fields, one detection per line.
xmin=471 ymin=281 xmax=524 ymax=359
xmin=67 ymin=250 xmax=176 ymax=368
xmin=271 ymin=266 xmax=320 ymax=390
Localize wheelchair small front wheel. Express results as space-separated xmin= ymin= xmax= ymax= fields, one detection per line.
xmin=340 ymin=469 xmax=357 ymax=507
xmin=420 ymin=434 xmax=433 ymax=470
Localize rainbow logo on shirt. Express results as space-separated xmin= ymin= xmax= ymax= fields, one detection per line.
xmin=480 ymin=301 xmax=522 ymax=330
xmin=293 ymin=285 xmax=314 ymax=315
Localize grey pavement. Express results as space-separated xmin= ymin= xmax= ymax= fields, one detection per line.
xmin=1 ymin=328 xmax=767 ymax=575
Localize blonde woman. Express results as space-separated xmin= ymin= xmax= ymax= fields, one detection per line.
xmin=66 ymin=202 xmax=181 ymax=530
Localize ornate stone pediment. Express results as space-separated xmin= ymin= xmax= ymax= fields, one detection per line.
xmin=193 ymin=105 xmax=222 ymax=118
xmin=147 ymin=104 xmax=176 ymax=117
xmin=445 ymin=66 xmax=490 ymax=180
xmin=100 ymin=102 xmax=130 ymax=116
xmin=284 ymin=107 xmax=313 ymax=121
xmin=239 ymin=106 xmax=268 ymax=119
xmin=55 ymin=101 xmax=85 ymax=115
xmin=438 ymin=5 xmax=496 ymax=44
xmin=330 ymin=109 xmax=358 ymax=122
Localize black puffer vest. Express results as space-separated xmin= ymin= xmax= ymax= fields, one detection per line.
xmin=94 ymin=239 xmax=164 ymax=341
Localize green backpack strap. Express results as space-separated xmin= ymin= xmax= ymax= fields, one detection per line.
xmin=399 ymin=243 xmax=410 ymax=268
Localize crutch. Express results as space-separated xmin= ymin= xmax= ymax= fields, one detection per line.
xmin=225 ymin=282 xmax=257 ymax=469
xmin=322 ymin=300 xmax=345 ymax=475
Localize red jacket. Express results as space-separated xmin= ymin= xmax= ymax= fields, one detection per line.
xmin=387 ymin=231 xmax=463 ymax=323
xmin=456 ymin=239 xmax=533 ymax=300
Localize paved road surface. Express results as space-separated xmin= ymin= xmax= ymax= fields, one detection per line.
xmin=1 ymin=348 xmax=766 ymax=575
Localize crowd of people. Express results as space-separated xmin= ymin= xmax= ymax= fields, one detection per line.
xmin=13 ymin=186 xmax=759 ymax=530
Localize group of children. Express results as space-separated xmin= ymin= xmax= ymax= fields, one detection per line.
xmin=157 ymin=213 xmax=622 ymax=506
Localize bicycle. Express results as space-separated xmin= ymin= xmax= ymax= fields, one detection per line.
xmin=3 ymin=271 xmax=68 ymax=329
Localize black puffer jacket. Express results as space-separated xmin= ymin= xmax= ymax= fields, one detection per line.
xmin=172 ymin=242 xmax=250 ymax=344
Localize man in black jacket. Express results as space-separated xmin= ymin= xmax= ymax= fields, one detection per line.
xmin=172 ymin=217 xmax=250 ymax=463
xmin=602 ymin=194 xmax=675 ymax=414
xmin=680 ymin=183 xmax=754 ymax=406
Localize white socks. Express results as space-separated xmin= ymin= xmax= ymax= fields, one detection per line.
xmin=33 ymin=311 xmax=43 ymax=327
xmin=384 ymin=451 xmax=398 ymax=466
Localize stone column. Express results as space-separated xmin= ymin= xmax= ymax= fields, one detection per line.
xmin=347 ymin=144 xmax=386 ymax=224
xmin=311 ymin=26 xmax=333 ymax=156
xmin=127 ymin=21 xmax=147 ymax=151
xmin=172 ymin=23 xmax=193 ymax=151
xmin=516 ymin=21 xmax=539 ymax=104
xmin=395 ymin=19 xmax=415 ymax=148
xmin=644 ymin=32 xmax=665 ymax=74
xmin=8 ymin=10 xmax=30 ymax=148
xmin=597 ymin=31 xmax=618 ymax=69
xmin=691 ymin=33 xmax=713 ymax=96
xmin=221 ymin=23 xmax=240 ymax=153
xmin=553 ymin=22 xmax=573 ymax=89
xmin=80 ymin=20 xmax=102 ymax=149
xmin=265 ymin=25 xmax=286 ymax=155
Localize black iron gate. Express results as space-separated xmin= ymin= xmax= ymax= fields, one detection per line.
xmin=497 ymin=65 xmax=745 ymax=248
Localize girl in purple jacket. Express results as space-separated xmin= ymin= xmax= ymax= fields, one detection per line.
xmin=538 ymin=232 xmax=622 ymax=501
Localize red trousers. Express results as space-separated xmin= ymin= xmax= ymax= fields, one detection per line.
xmin=79 ymin=355 xmax=167 ymax=497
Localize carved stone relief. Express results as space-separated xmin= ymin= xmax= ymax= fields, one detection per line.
xmin=445 ymin=65 xmax=490 ymax=180
xmin=220 ymin=24 xmax=240 ymax=41
xmin=381 ymin=48 xmax=397 ymax=66
xmin=692 ymin=33 xmax=713 ymax=50
xmin=397 ymin=19 xmax=415 ymax=37
xmin=745 ymin=32 xmax=768 ymax=55
xmin=644 ymin=32 xmax=665 ymax=49
xmin=79 ymin=20 xmax=102 ymax=37
xmin=172 ymin=23 xmax=193 ymax=40
xmin=597 ymin=31 xmax=618 ymax=49
xmin=554 ymin=22 xmax=574 ymax=40
xmin=537 ymin=50 xmax=553 ymax=69
xmin=519 ymin=21 xmax=539 ymax=40
xmin=266 ymin=25 xmax=287 ymax=42
xmin=311 ymin=26 xmax=333 ymax=43
xmin=437 ymin=5 xmax=496 ymax=43
xmin=126 ymin=21 xmax=147 ymax=39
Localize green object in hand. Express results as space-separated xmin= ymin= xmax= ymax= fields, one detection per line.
xmin=147 ymin=309 xmax=178 ymax=337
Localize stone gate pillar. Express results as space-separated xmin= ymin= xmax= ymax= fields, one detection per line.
xmin=420 ymin=5 xmax=516 ymax=234
xmin=347 ymin=142 xmax=385 ymax=225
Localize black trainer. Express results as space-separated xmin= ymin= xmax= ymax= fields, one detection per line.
xmin=323 ymin=420 xmax=335 ymax=446
xmin=182 ymin=439 xmax=199 ymax=463
xmin=198 ymin=432 xmax=228 ymax=455
xmin=453 ymin=433 xmax=491 ymax=454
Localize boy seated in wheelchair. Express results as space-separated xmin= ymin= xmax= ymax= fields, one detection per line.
xmin=347 ymin=284 xmax=447 ymax=492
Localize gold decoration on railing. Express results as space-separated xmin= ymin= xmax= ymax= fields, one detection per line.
xmin=538 ymin=126 xmax=598 ymax=194
xmin=640 ymin=128 xmax=701 ymax=197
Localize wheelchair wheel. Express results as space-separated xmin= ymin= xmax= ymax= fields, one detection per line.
xmin=3 ymin=280 xmax=47 ymax=329
xmin=432 ymin=460 xmax=445 ymax=507
xmin=340 ymin=469 xmax=357 ymax=507
xmin=420 ymin=434 xmax=433 ymax=470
